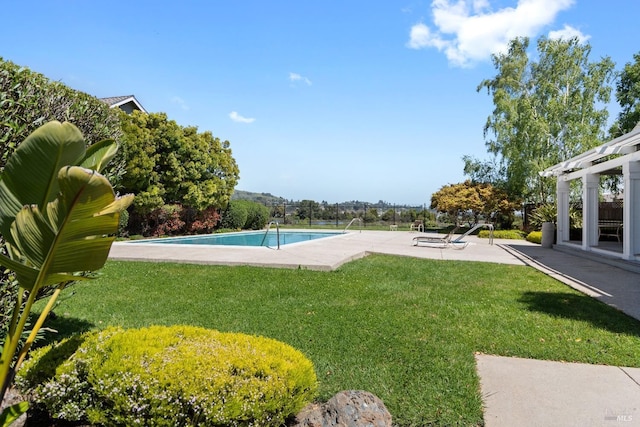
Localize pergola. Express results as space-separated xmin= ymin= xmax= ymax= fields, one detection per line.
xmin=541 ymin=122 xmax=640 ymax=260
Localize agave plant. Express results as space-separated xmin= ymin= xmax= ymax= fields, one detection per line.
xmin=0 ymin=121 xmax=133 ymax=423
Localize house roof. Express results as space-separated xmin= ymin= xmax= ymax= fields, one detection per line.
xmin=100 ymin=95 xmax=147 ymax=113
xmin=540 ymin=122 xmax=640 ymax=177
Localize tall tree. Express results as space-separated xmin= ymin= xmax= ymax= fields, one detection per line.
xmin=119 ymin=111 xmax=239 ymax=214
xmin=610 ymin=52 xmax=640 ymax=137
xmin=431 ymin=181 xmax=520 ymax=228
xmin=475 ymin=36 xmax=614 ymax=203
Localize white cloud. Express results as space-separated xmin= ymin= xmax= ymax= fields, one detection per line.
xmin=289 ymin=72 xmax=312 ymax=86
xmin=548 ymin=24 xmax=589 ymax=43
xmin=407 ymin=0 xmax=577 ymax=67
xmin=171 ymin=96 xmax=190 ymax=111
xmin=229 ymin=111 xmax=255 ymax=124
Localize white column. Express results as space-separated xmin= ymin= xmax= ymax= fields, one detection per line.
xmin=557 ymin=177 xmax=570 ymax=243
xmin=582 ymin=173 xmax=599 ymax=250
xmin=623 ymin=161 xmax=640 ymax=259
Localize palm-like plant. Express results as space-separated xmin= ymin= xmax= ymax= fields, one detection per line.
xmin=0 ymin=121 xmax=133 ymax=424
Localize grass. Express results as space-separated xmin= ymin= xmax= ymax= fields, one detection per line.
xmin=39 ymin=255 xmax=640 ymax=426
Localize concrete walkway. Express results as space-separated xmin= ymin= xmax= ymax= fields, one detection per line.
xmin=109 ymin=231 xmax=640 ymax=427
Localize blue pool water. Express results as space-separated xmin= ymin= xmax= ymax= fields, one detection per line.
xmin=134 ymin=230 xmax=342 ymax=247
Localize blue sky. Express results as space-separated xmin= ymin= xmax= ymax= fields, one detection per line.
xmin=1 ymin=1 xmax=639 ymax=205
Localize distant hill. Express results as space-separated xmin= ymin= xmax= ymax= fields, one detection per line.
xmin=231 ymin=190 xmax=287 ymax=205
xmin=231 ymin=190 xmax=424 ymax=210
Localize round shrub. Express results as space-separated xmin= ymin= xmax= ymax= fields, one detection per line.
xmin=18 ymin=325 xmax=318 ymax=426
xmin=243 ymin=201 xmax=270 ymax=230
xmin=220 ymin=200 xmax=248 ymax=230
xmin=526 ymin=230 xmax=542 ymax=244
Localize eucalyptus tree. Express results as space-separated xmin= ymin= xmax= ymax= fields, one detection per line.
xmin=610 ymin=52 xmax=640 ymax=137
xmin=473 ymin=36 xmax=615 ymax=203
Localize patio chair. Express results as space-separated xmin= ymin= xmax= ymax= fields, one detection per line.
xmin=412 ymin=226 xmax=468 ymax=249
xmin=410 ymin=220 xmax=424 ymax=232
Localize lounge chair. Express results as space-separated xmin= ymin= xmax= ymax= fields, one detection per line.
xmin=411 ymin=223 xmax=494 ymax=249
xmin=412 ymin=226 xmax=468 ymax=249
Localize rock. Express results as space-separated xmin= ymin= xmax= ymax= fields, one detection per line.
xmin=293 ymin=390 xmax=392 ymax=427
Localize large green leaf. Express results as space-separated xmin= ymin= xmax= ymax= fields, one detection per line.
xmin=0 ymin=121 xmax=86 ymax=239
xmin=0 ymin=401 xmax=29 ymax=426
xmin=5 ymin=166 xmax=133 ymax=291
xmin=79 ymin=138 xmax=119 ymax=173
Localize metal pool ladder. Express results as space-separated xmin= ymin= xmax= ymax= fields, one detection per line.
xmin=343 ymin=218 xmax=362 ymax=233
xmin=261 ymin=221 xmax=281 ymax=249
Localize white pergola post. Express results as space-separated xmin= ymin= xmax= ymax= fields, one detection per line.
xmin=623 ymin=160 xmax=640 ymax=259
xmin=557 ymin=177 xmax=570 ymax=243
xmin=582 ymin=173 xmax=599 ymax=250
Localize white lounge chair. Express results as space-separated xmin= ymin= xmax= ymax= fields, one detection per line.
xmin=412 ymin=226 xmax=468 ymax=249
xmin=411 ymin=223 xmax=494 ymax=249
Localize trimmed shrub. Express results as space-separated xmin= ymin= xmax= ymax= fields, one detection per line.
xmin=526 ymin=231 xmax=542 ymax=244
xmin=221 ymin=200 xmax=249 ymax=230
xmin=478 ymin=229 xmax=526 ymax=239
xmin=18 ymin=325 xmax=318 ymax=426
xmin=0 ymin=57 xmax=123 ymax=181
xmin=244 ymin=201 xmax=270 ymax=230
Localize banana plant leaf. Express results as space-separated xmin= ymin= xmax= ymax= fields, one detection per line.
xmin=0 ymin=122 xmax=86 ymax=238
xmin=0 ymin=166 xmax=133 ymax=292
xmin=79 ymin=138 xmax=119 ymax=173
xmin=0 ymin=401 xmax=29 ymax=426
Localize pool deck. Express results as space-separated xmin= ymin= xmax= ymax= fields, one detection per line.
xmin=109 ymin=229 xmax=528 ymax=270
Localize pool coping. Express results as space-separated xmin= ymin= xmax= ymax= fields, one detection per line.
xmin=109 ymin=230 xmax=533 ymax=271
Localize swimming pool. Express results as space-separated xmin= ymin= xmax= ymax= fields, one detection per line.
xmin=133 ymin=230 xmax=343 ymax=247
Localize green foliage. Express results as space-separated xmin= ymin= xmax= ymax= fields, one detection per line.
xmin=219 ymin=200 xmax=268 ymax=230
xmin=431 ymin=180 xmax=520 ymax=226
xmin=295 ymin=200 xmax=320 ymax=220
xmin=529 ymin=203 xmax=558 ymax=228
xmin=526 ymin=231 xmax=543 ymax=244
xmin=363 ymin=207 xmax=379 ymax=223
xmin=529 ymin=203 xmax=582 ymax=230
xmin=0 ymin=57 xmax=124 ymax=185
xmin=0 ymin=402 xmax=28 ymax=426
xmin=0 ymin=121 xmax=133 ymax=417
xmin=231 ymin=190 xmax=286 ymax=205
xmin=117 ymin=208 xmax=129 ymax=238
xmin=119 ymin=111 xmax=239 ymax=216
xmin=478 ymin=229 xmax=525 ymax=239
xmin=476 ymin=36 xmax=615 ymax=203
xmin=243 ymin=201 xmax=270 ymax=230
xmin=611 ymin=51 xmax=640 ymax=137
xmin=221 ymin=200 xmax=249 ymax=230
xmin=18 ymin=326 xmax=318 ymax=426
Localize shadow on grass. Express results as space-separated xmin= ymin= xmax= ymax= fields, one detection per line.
xmin=519 ymin=291 xmax=640 ymax=337
xmin=32 ymin=312 xmax=95 ymax=348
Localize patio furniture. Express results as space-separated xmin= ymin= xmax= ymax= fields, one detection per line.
xmin=412 ymin=227 xmax=468 ymax=249
xmin=410 ymin=220 xmax=424 ymax=232
xmin=598 ymin=220 xmax=623 ymax=242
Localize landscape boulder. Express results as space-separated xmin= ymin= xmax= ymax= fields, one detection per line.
xmin=293 ymin=390 xmax=392 ymax=427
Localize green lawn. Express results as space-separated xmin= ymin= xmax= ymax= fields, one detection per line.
xmin=40 ymin=254 xmax=640 ymax=426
